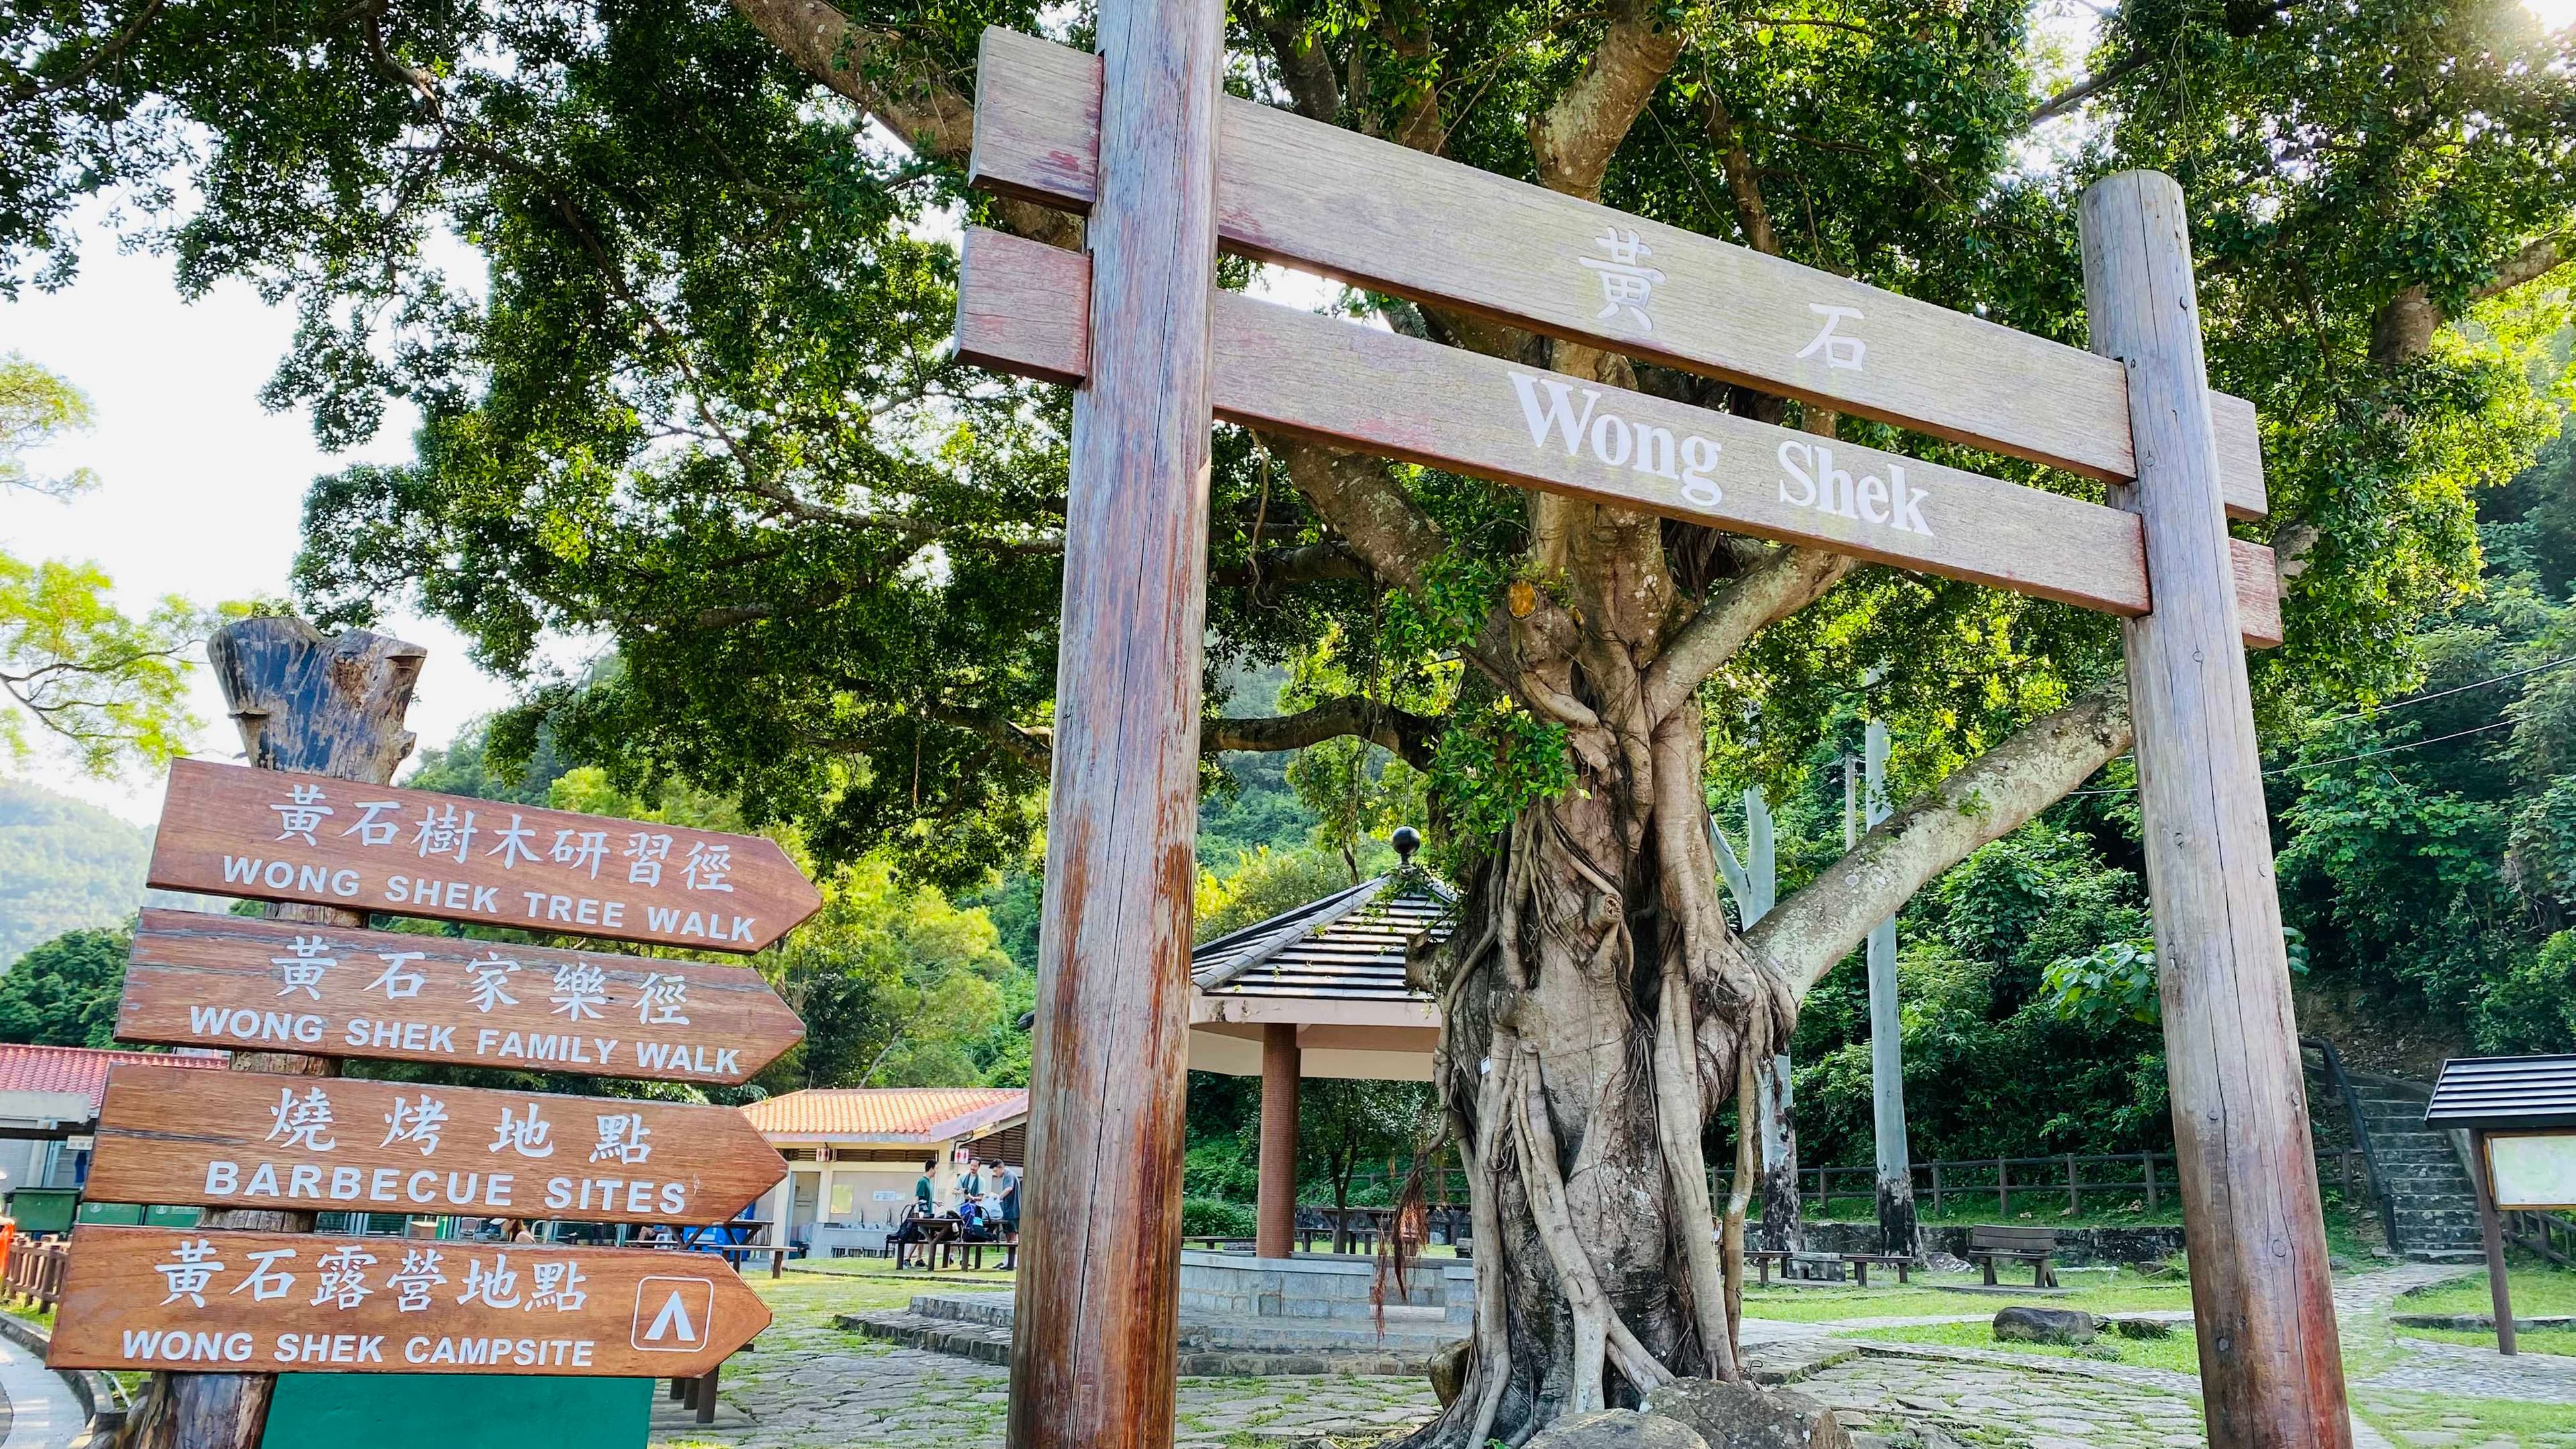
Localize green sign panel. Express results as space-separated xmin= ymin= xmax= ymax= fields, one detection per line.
xmin=262 ymin=1374 xmax=651 ymax=1449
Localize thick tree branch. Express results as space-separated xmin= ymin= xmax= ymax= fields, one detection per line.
xmin=1746 ymin=687 xmax=2133 ymax=998
xmin=2473 ymin=233 xmax=2571 ymax=301
xmin=1528 ymin=0 xmax=1686 ymax=199
xmin=1269 ymin=438 xmax=1450 ymax=588
xmin=1205 ymin=697 xmax=1440 ymax=767
xmin=722 ymin=0 xmax=1077 ymax=248
xmin=1211 ymin=539 xmax=1374 ymax=594
xmin=1642 ymin=547 xmax=1857 ymax=720
xmin=2371 ymin=233 xmax=2571 ymax=366
xmin=1701 ymin=95 xmax=1777 ymax=257
xmin=1252 ymin=1 xmax=1341 ymax=123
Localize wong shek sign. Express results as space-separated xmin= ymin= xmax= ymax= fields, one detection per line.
xmin=117 ymin=910 xmax=802 ymax=1083
xmin=86 ymin=1065 xmax=786 ymax=1224
xmin=47 ymin=1226 xmax=767 ymax=1378
xmin=147 ymin=759 xmax=822 ymax=953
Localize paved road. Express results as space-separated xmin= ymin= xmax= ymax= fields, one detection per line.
xmin=0 ymin=1332 xmax=83 ymax=1449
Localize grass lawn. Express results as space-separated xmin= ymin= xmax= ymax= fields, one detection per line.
xmin=1832 ymin=1318 xmax=2202 ymax=1377
xmin=2400 ymin=1324 xmax=2576 ymax=1356
xmin=1738 ymin=1267 xmax=2198 ymax=1322
xmin=2352 ymin=1389 xmax=2576 ymax=1448
xmin=2395 ymin=1256 xmax=2576 ymax=1318
xmin=768 ymin=1256 xmax=1018 ymax=1314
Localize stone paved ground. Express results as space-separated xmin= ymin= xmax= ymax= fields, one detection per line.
xmin=653 ymin=1261 xmax=2576 ymax=1449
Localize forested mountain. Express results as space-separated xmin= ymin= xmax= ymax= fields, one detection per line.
xmin=0 ymin=778 xmax=222 ymax=968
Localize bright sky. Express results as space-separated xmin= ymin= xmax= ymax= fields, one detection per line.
xmin=3 ymin=0 xmax=2569 ymax=824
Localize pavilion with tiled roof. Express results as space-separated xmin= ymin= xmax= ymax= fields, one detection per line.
xmin=742 ymin=1087 xmax=1027 ymax=1245
xmin=1185 ymin=832 xmax=1455 ymax=1256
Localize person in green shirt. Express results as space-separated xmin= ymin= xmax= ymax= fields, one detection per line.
xmin=914 ymin=1158 xmax=938 ymax=1214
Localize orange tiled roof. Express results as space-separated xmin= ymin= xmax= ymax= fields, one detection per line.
xmin=740 ymin=1087 xmax=1026 ymax=1142
xmin=0 ymin=1044 xmax=225 ymax=1113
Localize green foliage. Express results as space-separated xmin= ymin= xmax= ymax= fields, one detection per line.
xmin=1195 ymin=845 xmax=1371 ymax=943
xmin=1430 ymin=706 xmax=1572 ymax=843
xmin=0 ymin=354 xmax=95 ymax=499
xmin=0 ymin=926 xmax=127 ymax=1047
xmin=2041 ymin=938 xmax=2159 ymax=1032
xmin=0 ymin=553 xmax=216 ymax=777
xmin=1299 ymin=1077 xmax=1438 ymax=1209
xmin=1181 ymin=1197 xmax=1256 ymax=1239
xmin=764 ymin=855 xmax=1021 ymax=1090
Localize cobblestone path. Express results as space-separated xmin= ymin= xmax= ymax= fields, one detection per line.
xmin=653 ymin=1261 xmax=2576 ymax=1449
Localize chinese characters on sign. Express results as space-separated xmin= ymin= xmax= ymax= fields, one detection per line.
xmin=89 ymin=1065 xmax=787 ymax=1225
xmin=148 ymin=760 xmax=823 ymax=953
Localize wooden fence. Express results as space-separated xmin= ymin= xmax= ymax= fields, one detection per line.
xmin=2507 ymin=1208 xmax=2576 ymax=1268
xmin=3 ymin=1236 xmax=67 ymax=1311
xmin=1792 ymin=1148 xmax=2375 ymax=1218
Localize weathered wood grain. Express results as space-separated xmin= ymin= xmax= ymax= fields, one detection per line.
xmin=1002 ymin=5 xmax=1222 ymax=1447
xmin=2082 ymin=170 xmax=2348 ymax=1449
xmin=147 ymin=758 xmax=822 ymax=953
xmin=957 ymin=226 xmax=2284 ymax=649
xmin=967 ymin=25 xmax=2269 ymax=521
xmin=118 ymin=909 xmax=802 ymax=1084
xmin=49 ymin=1226 xmax=767 ymax=1379
xmin=89 ymin=1064 xmax=786 ymax=1224
xmin=125 ymin=618 xmax=427 ymax=1449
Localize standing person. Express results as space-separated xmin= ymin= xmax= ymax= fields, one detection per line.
xmin=914 ymin=1157 xmax=939 ymax=1216
xmin=961 ymin=1158 xmax=985 ymax=1203
xmin=998 ymin=1162 xmax=1022 ymax=1244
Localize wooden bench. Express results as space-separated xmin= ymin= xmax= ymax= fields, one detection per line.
xmin=1746 ymin=1249 xmax=1915 ymax=1287
xmin=1967 ymin=1225 xmax=2059 ymax=1288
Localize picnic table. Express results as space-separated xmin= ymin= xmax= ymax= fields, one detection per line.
xmin=893 ymin=1214 xmax=1017 ymax=1272
xmin=1745 ymin=1249 xmax=1915 ymax=1287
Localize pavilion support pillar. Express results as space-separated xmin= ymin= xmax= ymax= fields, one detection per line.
xmin=1257 ymin=1024 xmax=1301 ymax=1258
xmin=2082 ymin=170 xmax=2349 ymax=1448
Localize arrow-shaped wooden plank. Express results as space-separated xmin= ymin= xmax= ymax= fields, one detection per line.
xmin=965 ymin=25 xmax=2270 ymax=522
xmin=49 ymin=1226 xmax=768 ymax=1377
xmin=147 ymin=759 xmax=822 ymax=953
xmin=955 ymin=227 xmax=2283 ymax=647
xmin=87 ymin=1065 xmax=787 ymax=1225
xmin=117 ymin=909 xmax=804 ymax=1083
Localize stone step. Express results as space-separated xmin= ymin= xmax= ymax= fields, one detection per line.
xmin=835 ymin=1309 xmax=1447 ymax=1377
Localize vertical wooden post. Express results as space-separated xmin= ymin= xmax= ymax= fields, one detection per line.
xmin=2144 ymin=1150 xmax=2159 ymax=1211
xmin=2082 ymin=169 xmax=2351 ymax=1449
xmin=1005 ymin=1 xmax=1223 ymax=1444
xmin=1257 ymin=1024 xmax=1301 ymax=1258
xmin=2471 ymin=1132 xmax=2518 ymax=1356
xmin=122 ymin=616 xmax=423 ymax=1449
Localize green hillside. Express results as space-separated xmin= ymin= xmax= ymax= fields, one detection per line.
xmin=0 ymin=777 xmax=153 ymax=967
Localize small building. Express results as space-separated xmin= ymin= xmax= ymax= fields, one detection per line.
xmin=1185 ymin=843 xmax=1454 ymax=1256
xmin=742 ymin=1086 xmax=1027 ymax=1248
xmin=0 ymin=1044 xmax=226 ymax=1226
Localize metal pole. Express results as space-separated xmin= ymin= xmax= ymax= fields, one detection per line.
xmin=1864 ymin=720 xmax=1917 ymax=1258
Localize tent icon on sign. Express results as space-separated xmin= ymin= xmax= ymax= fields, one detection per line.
xmin=632 ymin=1276 xmax=716 ymax=1352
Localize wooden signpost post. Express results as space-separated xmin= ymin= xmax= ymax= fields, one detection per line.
xmin=117 ymin=909 xmax=804 ymax=1083
xmin=63 ymin=616 xmax=820 ymax=1449
xmin=49 ymin=1226 xmax=766 ymax=1379
xmin=87 ymin=1065 xmax=786 ymax=1225
xmin=961 ymin=12 xmax=2344 ymax=1449
xmin=147 ymin=758 xmax=821 ymax=952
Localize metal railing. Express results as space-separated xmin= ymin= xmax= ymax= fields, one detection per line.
xmin=2304 ymin=1036 xmax=2404 ymax=1251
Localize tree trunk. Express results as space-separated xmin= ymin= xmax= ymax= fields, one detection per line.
xmin=1409 ymin=645 xmax=1791 ymax=1445
xmin=1754 ymin=1055 xmax=1802 ymax=1254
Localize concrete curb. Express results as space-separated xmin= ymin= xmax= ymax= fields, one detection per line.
xmin=0 ymin=1309 xmax=127 ymax=1436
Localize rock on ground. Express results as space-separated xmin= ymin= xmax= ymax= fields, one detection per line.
xmin=1992 ymin=1305 xmax=2098 ymax=1345
xmin=1524 ymin=1409 xmax=1711 ymax=1449
xmin=1643 ymin=1378 xmax=1852 ymax=1449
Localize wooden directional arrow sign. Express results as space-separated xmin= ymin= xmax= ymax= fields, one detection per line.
xmin=117 ymin=910 xmax=803 ymax=1083
xmin=967 ymin=26 xmax=2270 ymax=521
xmin=146 ymin=759 xmax=822 ymax=953
xmin=48 ymin=1226 xmax=768 ymax=1377
xmin=87 ymin=1065 xmax=786 ymax=1225
xmin=957 ymin=227 xmax=2284 ymax=648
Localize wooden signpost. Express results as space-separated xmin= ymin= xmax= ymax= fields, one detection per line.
xmin=957 ymin=227 xmax=2286 ymax=647
xmin=2425 ymin=1053 xmax=2576 ymax=1356
xmin=118 ymin=909 xmax=804 ymax=1083
xmin=49 ymin=1226 xmax=767 ymax=1379
xmin=62 ymin=617 xmax=820 ymax=1449
xmin=87 ymin=1065 xmax=786 ymax=1225
xmin=960 ymin=12 xmax=2343 ymax=1449
xmin=146 ymin=758 xmax=822 ymax=952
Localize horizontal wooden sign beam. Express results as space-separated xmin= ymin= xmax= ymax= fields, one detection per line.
xmin=957 ymin=228 xmax=2282 ymax=647
xmin=49 ymin=1226 xmax=767 ymax=1377
xmin=118 ymin=909 xmax=804 ymax=1083
xmin=88 ymin=1065 xmax=786 ymax=1225
xmin=146 ymin=759 xmax=822 ymax=953
xmin=966 ymin=25 xmax=2269 ymax=522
